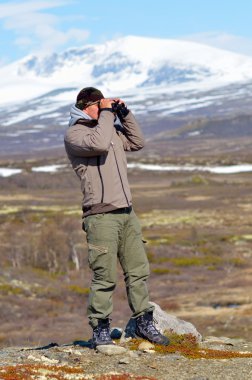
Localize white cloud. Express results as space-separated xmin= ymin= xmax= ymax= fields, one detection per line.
xmin=180 ymin=31 xmax=252 ymax=57
xmin=0 ymin=0 xmax=89 ymax=56
xmin=0 ymin=0 xmax=69 ymax=18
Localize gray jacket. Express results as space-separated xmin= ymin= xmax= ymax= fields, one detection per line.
xmin=64 ymin=107 xmax=145 ymax=216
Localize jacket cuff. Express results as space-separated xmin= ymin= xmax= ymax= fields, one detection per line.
xmin=99 ymin=108 xmax=114 ymax=113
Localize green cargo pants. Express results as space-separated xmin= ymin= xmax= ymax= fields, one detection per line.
xmin=83 ymin=208 xmax=154 ymax=328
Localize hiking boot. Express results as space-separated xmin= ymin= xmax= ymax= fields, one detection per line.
xmin=92 ymin=319 xmax=114 ymax=347
xmin=136 ymin=311 xmax=170 ymax=346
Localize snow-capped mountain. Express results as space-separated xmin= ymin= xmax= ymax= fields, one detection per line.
xmin=1 ymin=35 xmax=252 ymax=106
xmin=1 ymin=35 xmax=252 ymax=156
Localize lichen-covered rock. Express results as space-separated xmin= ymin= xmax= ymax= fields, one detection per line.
xmin=150 ymin=302 xmax=202 ymax=342
xmin=120 ymin=302 xmax=202 ymax=343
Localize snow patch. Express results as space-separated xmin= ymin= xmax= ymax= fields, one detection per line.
xmin=31 ymin=164 xmax=67 ymax=173
xmin=0 ymin=168 xmax=22 ymax=177
xmin=127 ymin=163 xmax=252 ymax=174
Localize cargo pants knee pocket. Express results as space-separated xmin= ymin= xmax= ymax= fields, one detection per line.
xmin=87 ymin=243 xmax=117 ymax=284
xmin=88 ymin=243 xmax=109 ymax=280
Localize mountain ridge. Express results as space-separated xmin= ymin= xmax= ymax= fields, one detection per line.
xmin=1 ymin=35 xmax=252 ymax=157
xmin=1 ymin=35 xmax=252 ymax=105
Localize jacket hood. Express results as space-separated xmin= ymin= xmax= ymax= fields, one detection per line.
xmin=69 ymin=105 xmax=92 ymax=127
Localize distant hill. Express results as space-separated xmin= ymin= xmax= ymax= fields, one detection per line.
xmin=153 ymin=114 xmax=252 ymax=140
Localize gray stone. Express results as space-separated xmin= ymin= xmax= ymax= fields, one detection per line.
xmin=150 ymin=302 xmax=202 ymax=342
xmin=120 ymin=302 xmax=202 ymax=343
xmin=138 ymin=341 xmax=155 ymax=351
xmin=129 ymin=351 xmax=140 ymax=358
xmin=96 ymin=345 xmax=127 ymax=356
xmin=118 ymin=357 xmax=130 ymax=364
xmin=203 ymin=336 xmax=244 ymax=346
xmin=165 ymin=353 xmax=183 ymax=361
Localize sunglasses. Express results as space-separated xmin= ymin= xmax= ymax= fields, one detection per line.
xmin=84 ymin=100 xmax=101 ymax=108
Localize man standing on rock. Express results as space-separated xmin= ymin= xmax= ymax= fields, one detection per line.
xmin=64 ymin=87 xmax=169 ymax=347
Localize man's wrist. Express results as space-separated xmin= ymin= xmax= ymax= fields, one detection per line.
xmin=99 ymin=108 xmax=114 ymax=113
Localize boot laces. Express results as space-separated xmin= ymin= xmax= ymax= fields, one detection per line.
xmin=99 ymin=326 xmax=110 ymax=339
xmin=96 ymin=322 xmax=111 ymax=341
xmin=144 ymin=316 xmax=160 ymax=336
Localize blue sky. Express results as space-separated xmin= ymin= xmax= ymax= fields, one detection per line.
xmin=1 ymin=0 xmax=252 ymax=66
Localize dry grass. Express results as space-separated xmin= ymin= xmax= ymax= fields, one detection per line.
xmin=0 ymin=159 xmax=252 ymax=346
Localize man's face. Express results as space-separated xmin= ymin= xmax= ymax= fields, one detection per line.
xmin=83 ymin=101 xmax=100 ymax=120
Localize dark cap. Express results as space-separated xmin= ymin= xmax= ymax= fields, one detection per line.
xmin=75 ymin=87 xmax=104 ymax=109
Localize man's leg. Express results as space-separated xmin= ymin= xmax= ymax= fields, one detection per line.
xmin=118 ymin=210 xmax=153 ymax=317
xmin=83 ymin=213 xmax=119 ymax=334
xmin=118 ymin=210 xmax=169 ymax=346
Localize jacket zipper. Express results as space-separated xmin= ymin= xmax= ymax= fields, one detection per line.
xmin=97 ymin=156 xmax=104 ymax=203
xmin=111 ymin=142 xmax=130 ymax=206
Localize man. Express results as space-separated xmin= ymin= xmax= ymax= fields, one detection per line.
xmin=64 ymin=87 xmax=169 ymax=347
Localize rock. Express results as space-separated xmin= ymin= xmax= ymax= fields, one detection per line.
xmin=201 ymin=344 xmax=229 ymax=351
xmin=200 ymin=336 xmax=248 ymax=351
xmin=138 ymin=341 xmax=155 ymax=351
xmin=27 ymin=354 xmax=59 ymax=364
xmin=27 ymin=354 xmax=41 ymax=362
xmin=61 ymin=348 xmax=82 ymax=355
xmin=120 ymin=335 xmax=133 ymax=343
xmin=129 ymin=351 xmax=140 ymax=358
xmin=148 ymin=362 xmax=158 ymax=369
xmin=120 ymin=302 xmax=202 ymax=343
xmin=40 ymin=355 xmax=60 ymax=364
xmin=96 ymin=345 xmax=127 ymax=356
xmin=165 ymin=353 xmax=183 ymax=361
xmin=145 ymin=350 xmax=155 ymax=354
xmin=150 ymin=302 xmax=202 ymax=342
xmin=202 ymin=336 xmax=244 ymax=346
xmin=118 ymin=357 xmax=130 ymax=364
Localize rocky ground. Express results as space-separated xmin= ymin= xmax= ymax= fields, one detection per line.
xmin=1 ymin=336 xmax=252 ymax=380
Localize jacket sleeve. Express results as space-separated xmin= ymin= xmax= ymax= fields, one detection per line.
xmin=118 ymin=111 xmax=145 ymax=151
xmin=64 ymin=111 xmax=115 ymax=157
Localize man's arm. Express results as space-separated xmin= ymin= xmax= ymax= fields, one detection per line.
xmin=118 ymin=111 xmax=145 ymax=151
xmin=64 ymin=111 xmax=115 ymax=157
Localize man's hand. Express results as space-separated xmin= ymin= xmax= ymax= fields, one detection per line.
xmin=99 ymin=98 xmax=114 ymax=109
xmin=99 ymin=98 xmax=129 ymax=120
xmin=112 ymin=98 xmax=127 ymax=106
xmin=99 ymin=98 xmax=127 ymax=109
